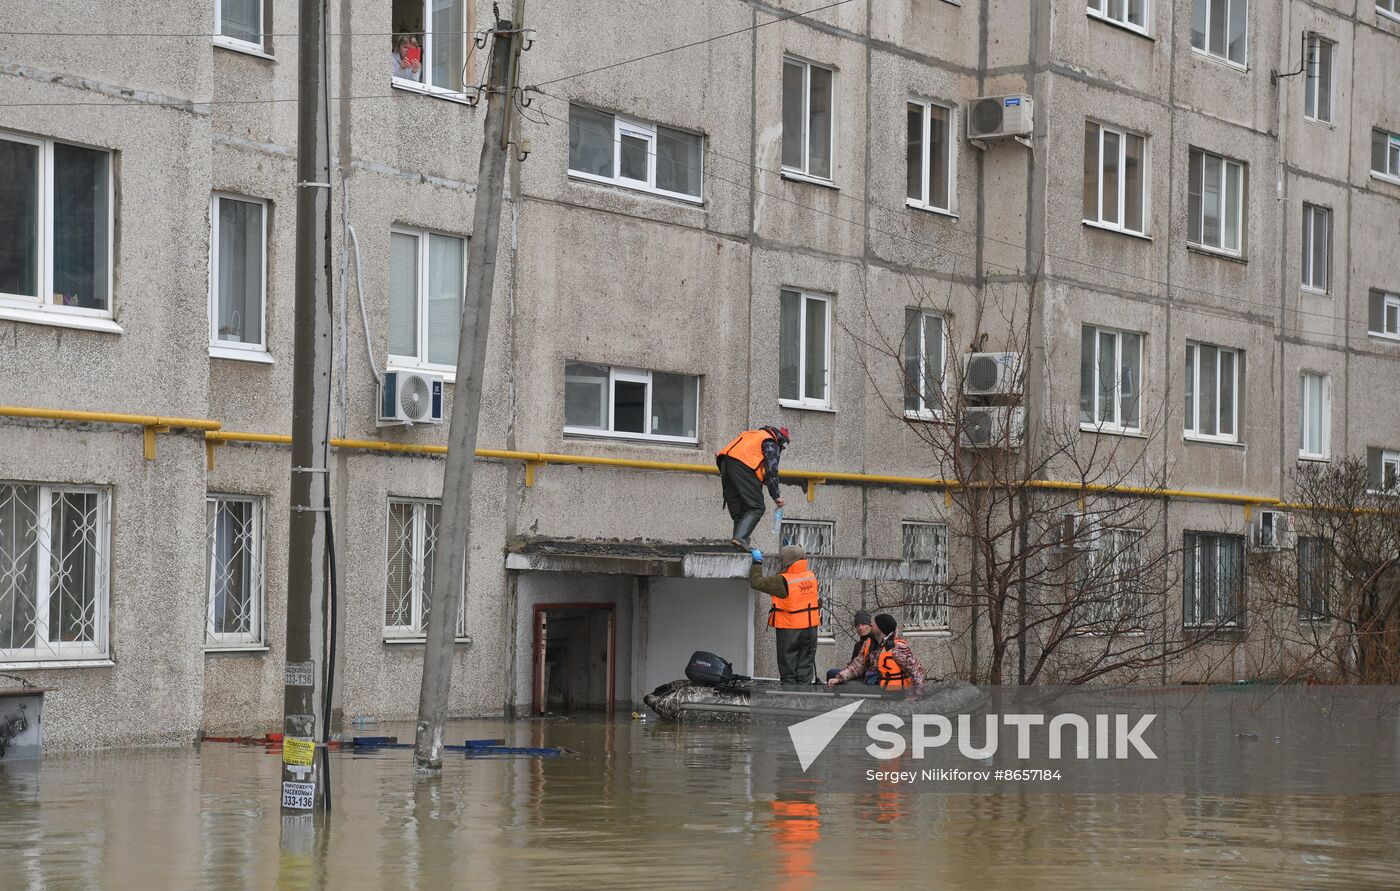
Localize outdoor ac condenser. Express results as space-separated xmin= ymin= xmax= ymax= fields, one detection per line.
xmin=959 ymin=406 xmax=1026 ymax=450
xmin=1249 ymin=510 xmax=1296 ymax=551
xmin=962 ymin=352 xmax=1024 ymax=398
xmin=377 ymin=370 xmax=445 ymax=426
xmin=966 ymin=94 xmax=1034 ymax=141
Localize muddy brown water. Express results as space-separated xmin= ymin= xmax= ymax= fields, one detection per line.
xmin=0 ymin=717 xmax=1397 ymax=890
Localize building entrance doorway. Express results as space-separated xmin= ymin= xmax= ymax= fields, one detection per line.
xmin=532 ymin=603 xmax=615 ymax=715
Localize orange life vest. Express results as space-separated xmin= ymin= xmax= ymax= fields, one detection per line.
xmin=877 ymin=636 xmax=912 ymax=689
xmin=769 ymin=559 xmax=821 ymax=629
xmin=716 ymin=429 xmax=776 ymax=481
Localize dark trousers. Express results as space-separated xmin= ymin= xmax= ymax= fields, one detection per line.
xmin=719 ymin=456 xmax=765 ymax=521
xmin=776 ymin=627 xmax=818 ymax=685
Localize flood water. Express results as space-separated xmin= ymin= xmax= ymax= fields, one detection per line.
xmin=1 ymin=716 xmax=1398 ymax=890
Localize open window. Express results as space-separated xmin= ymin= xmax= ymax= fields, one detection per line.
xmin=391 ymin=0 xmax=473 ymax=97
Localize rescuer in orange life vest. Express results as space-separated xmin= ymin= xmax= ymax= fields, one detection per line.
xmin=825 ymin=613 xmax=927 ymax=695
xmin=748 ymin=544 xmax=821 ymax=685
xmin=715 ymin=425 xmax=790 ymax=549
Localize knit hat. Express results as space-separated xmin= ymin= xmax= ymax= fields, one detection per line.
xmin=874 ymin=613 xmax=897 ymax=636
xmin=778 ymin=544 xmax=805 ymax=568
xmin=853 ymin=610 xmax=873 ymax=627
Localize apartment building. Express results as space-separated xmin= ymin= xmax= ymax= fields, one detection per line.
xmin=1 ymin=0 xmax=1398 ymax=747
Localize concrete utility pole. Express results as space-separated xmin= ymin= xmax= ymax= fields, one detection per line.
xmin=282 ymin=0 xmax=334 ymax=813
xmin=414 ymin=9 xmax=525 ymax=771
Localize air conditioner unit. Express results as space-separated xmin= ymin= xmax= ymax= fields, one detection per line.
xmin=377 ymin=370 xmax=445 ymax=426
xmin=967 ymin=94 xmax=1034 ymax=141
xmin=960 ymin=406 xmax=1025 ymax=450
xmin=1055 ymin=514 xmax=1100 ymax=552
xmin=1249 ymin=510 xmax=1296 ymax=551
xmin=962 ymin=352 xmax=1024 ymax=398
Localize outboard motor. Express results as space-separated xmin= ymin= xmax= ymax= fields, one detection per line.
xmin=685 ymin=651 xmax=734 ymax=687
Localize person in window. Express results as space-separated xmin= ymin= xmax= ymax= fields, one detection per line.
xmin=826 ymin=613 xmax=926 ymax=696
xmin=392 ymin=35 xmax=421 ymax=81
xmin=715 ymin=425 xmax=789 ymax=549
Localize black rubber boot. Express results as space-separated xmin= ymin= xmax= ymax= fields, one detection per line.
xmin=730 ymin=510 xmax=763 ymax=549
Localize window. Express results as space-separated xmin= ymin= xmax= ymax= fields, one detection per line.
xmin=1303 ymin=34 xmax=1334 ymax=123
xmin=1381 ymin=1 xmax=1400 ymax=22
xmin=1076 ymin=527 xmax=1144 ymax=629
xmin=779 ymin=289 xmax=831 ymax=408
xmin=0 ymin=483 xmax=109 ymax=663
xmin=1301 ymin=204 xmax=1331 ymax=293
xmin=1079 ymin=325 xmax=1142 ymax=432
xmin=209 ymin=194 xmax=267 ymax=357
xmin=1184 ymin=342 xmax=1240 ymax=442
xmin=906 ymin=100 xmax=954 ymax=213
xmin=567 ymin=104 xmax=704 ymax=202
xmin=1087 ymin=0 xmax=1149 ymax=34
xmin=780 ymin=519 xmax=833 ymax=634
xmin=206 ymin=496 xmax=264 ymax=647
xmin=1183 ymin=532 xmax=1245 ymax=627
xmin=1082 ymin=121 xmax=1146 ymax=235
xmin=0 ymin=132 xmax=112 ymax=319
xmin=1191 ymin=0 xmax=1248 ymax=67
xmin=900 ymin=523 xmax=949 ymax=631
xmin=388 ymin=228 xmax=463 ymax=371
xmin=1367 ymin=448 xmax=1400 ymax=493
xmin=1297 ymin=536 xmax=1330 ymax=621
xmin=385 ymin=499 xmax=466 ymax=639
xmin=781 ymin=57 xmax=834 ymax=182
xmin=1188 ymin=148 xmax=1244 ymax=254
xmin=903 ymin=309 xmax=945 ymax=417
xmin=563 ymin=363 xmax=699 ymax=442
xmin=1369 ymin=289 xmax=1400 ymax=339
xmin=1372 ymin=129 xmax=1400 ymax=181
xmin=1298 ymin=372 xmax=1328 ymax=459
xmin=215 ymin=0 xmax=265 ymax=52
xmin=391 ymin=0 xmax=471 ymax=94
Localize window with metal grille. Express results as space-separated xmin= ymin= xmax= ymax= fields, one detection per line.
xmin=206 ymin=496 xmax=264 ymax=647
xmin=1183 ymin=532 xmax=1245 ymax=627
xmin=901 ymin=522 xmax=949 ymax=630
xmin=0 ymin=483 xmax=109 ymax=663
xmin=1297 ymin=536 xmax=1330 ymax=621
xmin=385 ymin=499 xmax=466 ymax=639
xmin=780 ymin=519 xmax=834 ymax=634
xmin=1075 ymin=526 xmax=1143 ymax=629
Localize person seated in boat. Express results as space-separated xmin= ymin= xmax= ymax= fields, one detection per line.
xmin=825 ymin=614 xmax=925 ymax=696
xmin=826 ymin=610 xmax=876 ymax=684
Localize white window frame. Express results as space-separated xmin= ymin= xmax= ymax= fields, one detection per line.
xmin=0 ymin=131 xmax=115 ymax=325
xmin=1297 ymin=372 xmax=1329 ymax=460
xmin=1372 ymin=129 xmax=1400 ymax=183
xmin=213 ymin=0 xmax=266 ymax=55
xmin=205 ymin=495 xmax=265 ymax=649
xmin=900 ymin=522 xmax=950 ymax=632
xmin=1086 ymin=0 xmax=1150 ymax=36
xmin=1301 ymin=203 xmax=1331 ymax=294
xmin=779 ymin=289 xmax=833 ymax=410
xmin=1384 ymin=451 xmax=1400 ymax=494
xmin=1184 ymin=342 xmax=1241 ymax=443
xmin=1380 ymin=1 xmax=1400 ymax=24
xmin=389 ymin=0 xmax=473 ymax=100
xmin=387 ymin=226 xmax=464 ymax=377
xmin=562 ymin=364 xmax=700 ymax=444
xmin=383 ymin=498 xmax=467 ymax=641
xmin=779 ymin=519 xmax=834 ymax=636
xmin=1080 ymin=325 xmax=1143 ymax=433
xmin=904 ymin=309 xmax=947 ymax=420
xmin=1075 ymin=525 xmax=1145 ymax=631
xmin=1188 ymin=147 xmax=1245 ymax=256
xmin=566 ymin=106 xmax=705 ymax=204
xmin=1303 ymin=34 xmax=1334 ymax=124
xmin=1373 ymin=290 xmax=1400 ymax=340
xmin=781 ymin=56 xmax=837 ymax=184
xmin=1183 ymin=531 xmax=1245 ymax=628
xmin=1083 ymin=121 xmax=1149 ymax=236
xmin=209 ymin=193 xmax=269 ymax=361
xmin=0 ymin=483 xmax=110 ymax=664
xmin=905 ymin=99 xmax=956 ymax=215
xmin=1191 ymin=0 xmax=1249 ymax=69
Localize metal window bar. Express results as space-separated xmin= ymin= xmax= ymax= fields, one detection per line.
xmin=205 ymin=496 xmax=264 ymax=646
xmin=901 ymin=523 xmax=949 ymax=630
xmin=0 ymin=483 xmax=109 ymax=662
xmin=781 ymin=520 xmax=834 ymax=634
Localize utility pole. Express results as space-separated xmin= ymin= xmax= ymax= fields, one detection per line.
xmin=282 ymin=0 xmax=334 ymax=813
xmin=414 ymin=8 xmax=526 ymax=771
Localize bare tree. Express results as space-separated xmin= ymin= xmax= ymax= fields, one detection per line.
xmin=844 ymin=271 xmax=1238 ymax=685
xmin=1249 ymin=458 xmax=1400 ymax=683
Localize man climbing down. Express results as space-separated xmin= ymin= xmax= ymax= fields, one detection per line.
xmin=715 ymin=425 xmax=790 ymax=549
xmin=825 ymin=613 xmax=927 ymax=696
xmin=748 ymin=544 xmax=820 ymax=685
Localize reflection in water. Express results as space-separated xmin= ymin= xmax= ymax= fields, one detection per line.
xmin=0 ymin=717 xmax=1398 ymax=890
